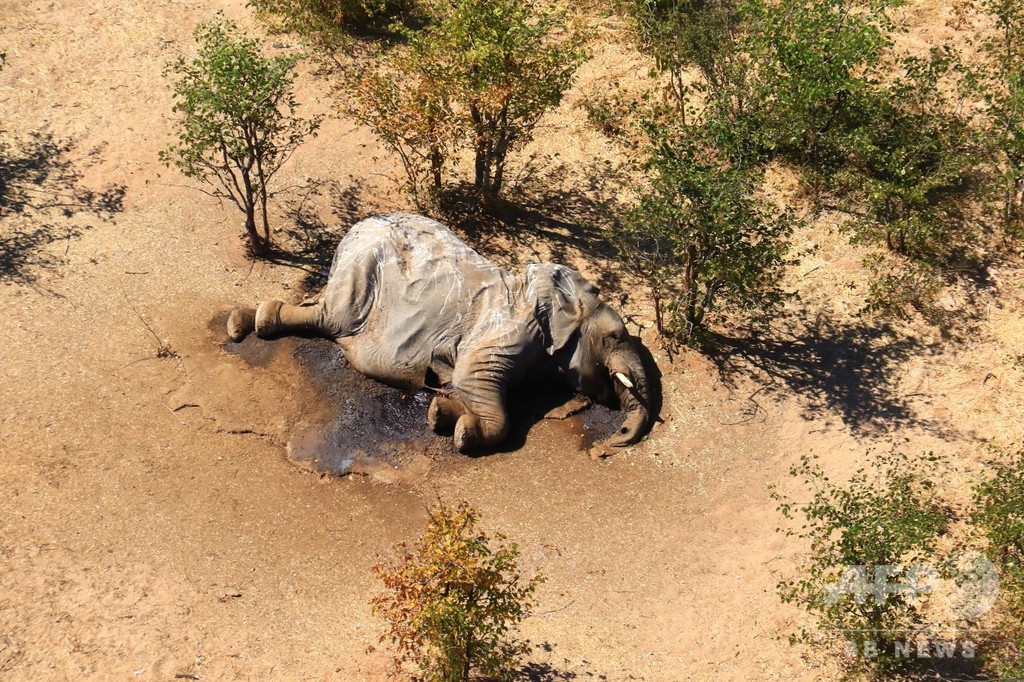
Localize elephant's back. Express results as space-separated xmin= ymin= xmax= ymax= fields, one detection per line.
xmin=323 ymin=214 xmax=520 ymax=386
xmin=333 ymin=213 xmax=485 ymax=265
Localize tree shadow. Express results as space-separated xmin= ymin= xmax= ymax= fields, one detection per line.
xmin=276 ymin=160 xmax=629 ymax=296
xmin=706 ymin=311 xmax=949 ymax=437
xmin=515 ymin=642 xmax=608 ymax=681
xmin=516 ymin=662 xmax=585 ymax=681
xmin=902 ymin=655 xmax=987 ymax=681
xmin=274 ymin=177 xmax=370 ymax=293
xmin=437 ymin=160 xmax=629 ymax=294
xmin=0 ymin=130 xmax=125 ymax=285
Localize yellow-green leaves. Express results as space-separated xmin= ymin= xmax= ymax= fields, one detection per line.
xmin=371 ymin=501 xmax=542 ymax=682
xmin=160 ymin=16 xmax=321 ymax=256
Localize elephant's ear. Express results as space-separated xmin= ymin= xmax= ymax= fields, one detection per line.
xmin=527 ymin=263 xmax=599 ymax=354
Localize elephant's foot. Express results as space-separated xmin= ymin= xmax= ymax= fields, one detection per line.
xmin=227 ymin=307 xmax=257 ymax=342
xmin=428 ymin=395 xmax=465 ymax=435
xmin=254 ymin=300 xmax=284 ymax=338
xmin=453 ymin=413 xmax=508 ymax=454
xmin=453 ymin=415 xmax=478 ymax=454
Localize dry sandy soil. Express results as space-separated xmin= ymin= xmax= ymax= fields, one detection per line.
xmin=2 ymin=0 xmax=1023 ymax=680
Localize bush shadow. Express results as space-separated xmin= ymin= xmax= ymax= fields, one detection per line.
xmin=273 ymin=177 xmax=370 ymax=293
xmin=515 ymin=642 xmax=608 ymax=681
xmin=902 ymin=655 xmax=987 ymax=681
xmin=706 ymin=311 xmax=949 ymax=437
xmin=437 ymin=160 xmax=629 ymax=294
xmin=0 ymin=130 xmax=126 ymax=285
xmin=517 ymin=662 xmax=600 ymax=681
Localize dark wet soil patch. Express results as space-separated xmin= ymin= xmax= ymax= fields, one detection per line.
xmin=280 ymin=336 xmax=455 ymax=479
xmin=580 ymin=402 xmax=624 ymax=444
xmin=224 ymin=334 xmax=285 ymax=368
xmin=216 ymin=314 xmax=624 ymax=478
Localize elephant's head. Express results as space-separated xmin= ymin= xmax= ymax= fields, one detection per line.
xmin=529 ymin=264 xmax=654 ymax=449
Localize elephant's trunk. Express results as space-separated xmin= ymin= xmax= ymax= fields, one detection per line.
xmin=601 ymin=349 xmax=651 ymax=449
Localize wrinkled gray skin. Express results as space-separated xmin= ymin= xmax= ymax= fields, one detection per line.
xmin=227 ymin=214 xmax=652 ymax=454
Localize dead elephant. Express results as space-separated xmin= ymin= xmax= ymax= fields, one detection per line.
xmin=227 ymin=213 xmax=654 ymax=454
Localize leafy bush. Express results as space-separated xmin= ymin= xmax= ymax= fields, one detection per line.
xmin=842 ymin=52 xmax=979 ymax=262
xmin=973 ymin=452 xmax=1024 ymax=676
xmin=629 ymin=0 xmax=768 ymax=171
xmin=577 ymin=84 xmax=634 ymax=141
xmin=346 ymin=60 xmax=458 ymax=203
xmin=247 ymin=0 xmax=414 ymax=48
xmin=629 ymin=0 xmax=746 ymax=114
xmin=631 ymin=0 xmax=903 ymax=176
xmin=160 ymin=17 xmax=321 ymax=256
xmin=863 ymin=255 xmax=948 ymax=328
xmin=771 ymin=451 xmax=951 ymax=676
xmin=839 ymin=51 xmax=981 ymax=326
xmin=974 ymin=0 xmax=1024 ymax=233
xmin=371 ymin=501 xmax=542 ymax=682
xmin=345 ymin=0 xmax=585 ymax=209
xmin=743 ymin=0 xmax=901 ymax=185
xmin=626 ymin=0 xmax=989 ymax=333
xmin=615 ymin=122 xmax=796 ymax=344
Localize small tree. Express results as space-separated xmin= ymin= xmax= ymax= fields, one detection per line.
xmin=346 ymin=0 xmax=585 ymax=209
xmin=975 ymin=0 xmax=1024 ymax=232
xmin=615 ymin=122 xmax=795 ymax=344
xmin=430 ymin=0 xmax=586 ymax=208
xmin=843 ymin=52 xmax=979 ymax=261
xmin=972 ymin=452 xmax=1024 ymax=677
xmin=345 ymin=57 xmax=459 ymax=204
xmin=743 ymin=0 xmax=901 ymax=186
xmin=772 ymin=451 xmax=951 ymax=676
xmin=161 ymin=17 xmax=321 ymax=256
xmin=629 ymin=0 xmax=749 ymax=128
xmin=371 ymin=501 xmax=542 ymax=682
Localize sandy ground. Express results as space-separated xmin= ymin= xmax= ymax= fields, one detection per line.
xmin=2 ymin=0 xmax=1023 ymax=680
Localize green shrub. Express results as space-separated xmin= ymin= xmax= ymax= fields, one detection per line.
xmin=345 ymin=59 xmax=458 ymax=204
xmin=629 ymin=0 xmax=746 ymax=114
xmin=371 ymin=501 xmax=543 ymax=682
xmin=974 ymin=0 xmax=1024 ymax=233
xmin=839 ymin=51 xmax=981 ymax=326
xmin=743 ymin=0 xmax=901 ymax=186
xmin=842 ymin=52 xmax=979 ymax=262
xmin=772 ymin=451 xmax=951 ymax=676
xmin=630 ymin=0 xmax=903 ymax=177
xmin=345 ymin=0 xmax=585 ymax=209
xmin=973 ymin=452 xmax=1024 ymax=677
xmin=577 ymin=84 xmax=634 ymax=141
xmin=160 ymin=17 xmax=321 ymax=256
xmin=863 ymin=255 xmax=948 ymax=328
xmin=615 ymin=121 xmax=796 ymax=345
xmin=626 ymin=0 xmax=988 ymax=332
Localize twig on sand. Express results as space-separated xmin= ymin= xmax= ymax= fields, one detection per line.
xmin=118 ymin=288 xmax=179 ymax=359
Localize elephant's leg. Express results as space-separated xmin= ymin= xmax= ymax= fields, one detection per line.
xmin=227 ymin=300 xmax=330 ymax=341
xmin=256 ymin=300 xmax=330 ymax=338
xmin=227 ymin=307 xmax=257 ymax=341
xmin=450 ymin=364 xmax=511 ymax=453
xmin=428 ymin=394 xmax=466 ymax=435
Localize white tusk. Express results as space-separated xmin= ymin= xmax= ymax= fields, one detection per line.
xmin=614 ymin=372 xmax=634 ymax=389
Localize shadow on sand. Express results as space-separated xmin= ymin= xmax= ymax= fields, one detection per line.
xmin=706 ymin=311 xmax=947 ymax=437
xmin=0 ymin=130 xmax=125 ymax=286
xmin=269 ymin=177 xmax=371 ymax=293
